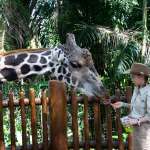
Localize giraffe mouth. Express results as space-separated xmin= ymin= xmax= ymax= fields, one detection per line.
xmin=75 ymin=82 xmax=106 ymax=98
xmin=93 ymin=89 xmax=106 ymax=99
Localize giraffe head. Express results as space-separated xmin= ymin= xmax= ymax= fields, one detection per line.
xmin=0 ymin=33 xmax=105 ymax=98
xmin=59 ymin=33 xmax=105 ymax=97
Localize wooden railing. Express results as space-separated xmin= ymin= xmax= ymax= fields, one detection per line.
xmin=0 ymin=80 xmax=132 ymax=150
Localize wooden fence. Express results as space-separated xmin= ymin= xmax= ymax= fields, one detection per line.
xmin=0 ymin=80 xmax=133 ymax=150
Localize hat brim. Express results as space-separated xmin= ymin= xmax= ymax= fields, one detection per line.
xmin=123 ymin=69 xmax=130 ymax=74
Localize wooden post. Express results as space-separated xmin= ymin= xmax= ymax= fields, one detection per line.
xmin=126 ymin=86 xmax=133 ymax=150
xmin=105 ymin=90 xmax=113 ymax=150
xmin=71 ymin=90 xmax=79 ymax=150
xmin=29 ymin=88 xmax=37 ymax=150
xmin=19 ymin=91 xmax=27 ymax=150
xmin=9 ymin=91 xmax=16 ymax=150
xmin=41 ymin=90 xmax=49 ymax=150
xmin=115 ymin=89 xmax=124 ymax=150
xmin=83 ymin=96 xmax=89 ymax=150
xmin=93 ymin=99 xmax=101 ymax=150
xmin=0 ymin=91 xmax=5 ymax=150
xmin=49 ymin=80 xmax=68 ymax=150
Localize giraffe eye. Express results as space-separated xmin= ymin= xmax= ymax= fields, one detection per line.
xmin=70 ymin=61 xmax=82 ymax=68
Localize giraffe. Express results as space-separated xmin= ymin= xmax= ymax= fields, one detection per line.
xmin=0 ymin=33 xmax=105 ymax=97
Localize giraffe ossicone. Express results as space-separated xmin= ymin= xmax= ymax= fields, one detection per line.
xmin=0 ymin=33 xmax=105 ymax=97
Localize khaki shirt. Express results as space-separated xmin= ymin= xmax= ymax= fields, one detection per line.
xmin=129 ymin=84 xmax=150 ymax=121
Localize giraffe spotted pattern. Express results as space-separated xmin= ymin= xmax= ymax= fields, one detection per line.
xmin=0 ymin=33 xmax=105 ymax=97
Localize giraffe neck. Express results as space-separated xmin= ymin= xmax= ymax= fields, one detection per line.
xmin=0 ymin=47 xmax=71 ymax=84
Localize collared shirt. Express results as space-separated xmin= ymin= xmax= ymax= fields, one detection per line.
xmin=129 ymin=84 xmax=150 ymax=121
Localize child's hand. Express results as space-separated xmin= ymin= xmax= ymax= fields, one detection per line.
xmin=121 ymin=116 xmax=139 ymax=126
xmin=124 ymin=117 xmax=139 ymax=126
xmin=111 ymin=101 xmax=123 ymax=109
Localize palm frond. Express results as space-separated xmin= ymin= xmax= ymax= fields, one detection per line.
xmin=74 ymin=23 xmax=142 ymax=49
xmin=73 ymin=23 xmax=142 ymax=79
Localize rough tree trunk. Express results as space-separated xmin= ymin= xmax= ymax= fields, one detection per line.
xmin=142 ymin=0 xmax=147 ymax=56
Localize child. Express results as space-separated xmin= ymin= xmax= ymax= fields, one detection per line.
xmin=111 ymin=63 xmax=150 ymax=150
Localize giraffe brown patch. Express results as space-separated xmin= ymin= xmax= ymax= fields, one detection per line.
xmin=4 ymin=55 xmax=15 ymax=66
xmin=58 ymin=75 xmax=63 ymax=81
xmin=49 ymin=62 xmax=54 ymax=67
xmin=4 ymin=53 xmax=28 ymax=66
xmin=21 ymin=64 xmax=31 ymax=74
xmin=58 ymin=66 xmax=67 ymax=74
xmin=66 ymin=77 xmax=71 ymax=84
xmin=1 ymin=68 xmax=18 ymax=81
xmin=63 ymin=67 xmax=67 ymax=74
xmin=42 ymin=65 xmax=47 ymax=68
xmin=28 ymin=54 xmax=38 ymax=63
xmin=51 ymin=68 xmax=55 ymax=73
xmin=17 ymin=53 xmax=28 ymax=62
xmin=40 ymin=57 xmax=47 ymax=64
xmin=66 ymin=73 xmax=71 ymax=77
xmin=58 ymin=66 xmax=62 ymax=73
xmin=34 ymin=65 xmax=42 ymax=71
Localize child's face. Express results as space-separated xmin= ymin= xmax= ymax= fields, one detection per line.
xmin=131 ymin=74 xmax=145 ymax=86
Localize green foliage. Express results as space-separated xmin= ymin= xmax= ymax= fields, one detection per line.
xmin=1 ymin=0 xmax=32 ymax=50
xmin=102 ymin=41 xmax=140 ymax=89
xmin=56 ymin=0 xmax=147 ymax=90
xmin=107 ymin=0 xmax=139 ymax=29
xmin=1 ymin=0 xmax=59 ymax=50
xmin=31 ymin=0 xmax=59 ymax=47
xmin=2 ymin=77 xmax=47 ymax=146
xmin=1 ymin=0 xmax=150 ymax=146
xmin=3 ymin=105 xmax=43 ymax=147
xmin=58 ymin=0 xmax=140 ymax=36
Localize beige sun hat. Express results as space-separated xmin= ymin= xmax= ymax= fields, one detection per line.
xmin=125 ymin=63 xmax=150 ymax=76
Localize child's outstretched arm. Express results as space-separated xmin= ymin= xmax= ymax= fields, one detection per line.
xmin=111 ymin=101 xmax=130 ymax=109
